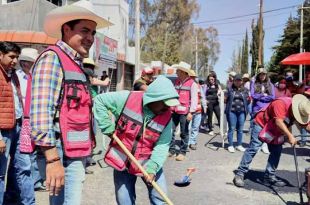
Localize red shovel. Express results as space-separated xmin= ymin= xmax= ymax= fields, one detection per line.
xmin=174 ymin=168 xmax=196 ymax=187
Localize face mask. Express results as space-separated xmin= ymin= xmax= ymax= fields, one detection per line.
xmin=278 ymin=83 xmax=286 ymax=89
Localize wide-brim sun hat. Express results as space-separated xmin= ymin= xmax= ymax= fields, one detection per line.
xmin=242 ymin=73 xmax=250 ymax=79
xmin=229 ymin=71 xmax=236 ymax=77
xmin=292 ymin=94 xmax=310 ymax=125
xmin=83 ymin=58 xmax=97 ymax=68
xmin=173 ymin=61 xmax=191 ymax=74
xmin=44 ymin=0 xmax=113 ymax=39
xmin=188 ymin=69 xmax=197 ymax=77
xmin=19 ymin=48 xmax=39 ymax=62
xmin=258 ymin=67 xmax=267 ymax=74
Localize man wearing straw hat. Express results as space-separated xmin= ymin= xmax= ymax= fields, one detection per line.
xmin=30 ymin=1 xmax=112 ymax=204
xmin=233 ymin=94 xmax=310 ymax=188
xmin=94 ymin=76 xmax=179 ymax=204
xmin=133 ymin=66 xmax=154 ymax=91
xmin=169 ymin=62 xmax=198 ymax=161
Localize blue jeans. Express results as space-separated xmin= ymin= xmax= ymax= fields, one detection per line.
xmin=30 ymin=150 xmax=46 ymax=189
xmin=0 ymin=123 xmax=35 ymax=205
xmin=170 ymin=113 xmax=190 ymax=155
xmin=114 ymin=169 xmax=167 ymax=205
xmin=236 ymin=123 xmax=283 ymax=178
xmin=300 ymin=128 xmax=309 ymax=143
xmin=49 ymin=139 xmax=86 ymax=205
xmin=227 ymin=111 xmax=246 ymax=147
xmin=189 ymin=113 xmax=202 ymax=145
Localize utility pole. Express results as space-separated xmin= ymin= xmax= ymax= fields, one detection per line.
xmin=258 ymin=0 xmax=263 ymax=66
xmin=299 ymin=3 xmax=304 ymax=82
xmin=162 ymin=23 xmax=169 ymax=66
xmin=135 ymin=0 xmax=140 ymax=80
xmin=195 ymin=29 xmax=198 ymax=76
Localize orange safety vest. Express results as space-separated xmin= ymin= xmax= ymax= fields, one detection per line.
xmin=104 ymin=91 xmax=171 ymax=176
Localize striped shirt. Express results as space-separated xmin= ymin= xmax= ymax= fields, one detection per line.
xmin=30 ymin=40 xmax=83 ymax=146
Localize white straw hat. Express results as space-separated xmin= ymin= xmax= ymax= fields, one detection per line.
xmin=188 ymin=69 xmax=197 ymax=77
xmin=292 ymin=94 xmax=310 ymax=125
xmin=19 ymin=48 xmax=39 ymax=62
xmin=44 ymin=0 xmax=113 ymax=39
xmin=173 ymin=61 xmax=191 ymax=74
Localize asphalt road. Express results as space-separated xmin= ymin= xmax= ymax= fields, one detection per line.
xmin=34 ymin=123 xmax=309 ymax=205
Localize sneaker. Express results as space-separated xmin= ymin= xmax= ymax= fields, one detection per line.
xmin=200 ymin=125 xmax=208 ymax=130
xmin=175 ymin=154 xmax=185 ymax=161
xmin=263 ymin=176 xmax=286 ymax=187
xmin=233 ymin=175 xmax=245 ymax=187
xmin=208 ymin=131 xmax=214 ymax=136
xmin=298 ymin=140 xmax=307 ymax=147
xmin=189 ymin=144 xmax=197 ymax=150
xmin=236 ymin=145 xmax=246 ymax=152
xmin=261 ymin=143 xmax=270 ymax=154
xmin=227 ymin=146 xmax=235 ymax=153
xmin=168 ymin=152 xmax=176 ymax=157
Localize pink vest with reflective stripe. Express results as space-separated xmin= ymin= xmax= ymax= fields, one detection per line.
xmin=104 ymin=91 xmax=171 ymax=176
xmin=49 ymin=46 xmax=94 ymax=158
xmin=174 ymin=78 xmax=194 ymax=114
xmin=258 ymin=97 xmax=292 ymax=145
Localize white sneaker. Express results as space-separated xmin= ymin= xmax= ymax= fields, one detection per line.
xmin=228 ymin=146 xmax=235 ymax=153
xmin=236 ymin=145 xmax=246 ymax=152
xmin=261 ymin=143 xmax=270 ymax=154
xmin=208 ymin=131 xmax=214 ymax=136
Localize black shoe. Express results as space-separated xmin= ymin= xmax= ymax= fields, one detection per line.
xmin=233 ymin=175 xmax=245 ymax=187
xmin=189 ymin=144 xmax=197 ymax=150
xmin=86 ymin=157 xmax=96 ymax=166
xmin=298 ymin=140 xmax=307 ymax=147
xmin=35 ymin=184 xmax=47 ymax=192
xmin=85 ymin=168 xmax=94 ymax=174
xmin=263 ymin=176 xmax=286 ymax=187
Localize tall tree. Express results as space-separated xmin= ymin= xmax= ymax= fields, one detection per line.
xmin=241 ymin=30 xmax=249 ymax=74
xmin=250 ymin=19 xmax=259 ymax=75
xmin=268 ymin=0 xmax=310 ymax=76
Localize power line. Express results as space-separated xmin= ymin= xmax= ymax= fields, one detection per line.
xmin=193 ymin=5 xmax=298 ymax=25
xmin=217 ymin=23 xmax=286 ymax=37
xmin=202 ymin=11 xmax=292 ymax=27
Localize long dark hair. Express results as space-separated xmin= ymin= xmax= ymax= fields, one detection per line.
xmin=206 ymin=72 xmax=219 ymax=89
xmin=254 ymin=73 xmax=273 ymax=94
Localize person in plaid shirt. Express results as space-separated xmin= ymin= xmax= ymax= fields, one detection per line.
xmin=30 ymin=1 xmax=112 ymax=204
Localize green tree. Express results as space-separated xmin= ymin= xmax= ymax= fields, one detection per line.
xmin=241 ymin=30 xmax=249 ymax=74
xmin=268 ymin=0 xmax=310 ymax=76
xmin=250 ymin=19 xmax=259 ymax=75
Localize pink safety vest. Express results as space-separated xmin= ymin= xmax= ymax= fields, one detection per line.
xmin=258 ymin=97 xmax=293 ymax=145
xmin=174 ymin=78 xmax=194 ymax=114
xmin=104 ymin=91 xmax=171 ymax=176
xmin=50 ymin=46 xmax=94 ymax=158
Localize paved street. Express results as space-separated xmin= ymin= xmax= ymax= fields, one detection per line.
xmin=35 ymin=123 xmax=309 ymax=205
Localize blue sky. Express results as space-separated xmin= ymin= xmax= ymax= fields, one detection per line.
xmin=195 ymin=0 xmax=302 ymax=83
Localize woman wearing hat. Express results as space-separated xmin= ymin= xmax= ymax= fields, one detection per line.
xmin=234 ymin=94 xmax=310 ymax=188
xmin=274 ymin=76 xmax=292 ymax=98
xmin=250 ymin=67 xmax=275 ymax=154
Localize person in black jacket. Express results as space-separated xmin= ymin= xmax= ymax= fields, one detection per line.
xmin=225 ymin=74 xmax=250 ymax=153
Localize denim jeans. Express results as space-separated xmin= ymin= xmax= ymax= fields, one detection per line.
xmin=49 ymin=139 xmax=86 ymax=205
xmin=189 ymin=113 xmax=202 ymax=145
xmin=0 ymin=123 xmax=35 ymax=205
xmin=300 ymin=128 xmax=309 ymax=143
xmin=236 ymin=123 xmax=283 ymax=178
xmin=169 ymin=113 xmax=190 ymax=154
xmin=113 ymin=169 xmax=167 ymax=205
xmin=227 ymin=111 xmax=246 ymax=147
xmin=30 ymin=150 xmax=46 ymax=189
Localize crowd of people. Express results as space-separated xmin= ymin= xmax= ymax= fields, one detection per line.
xmin=0 ymin=1 xmax=310 ymax=205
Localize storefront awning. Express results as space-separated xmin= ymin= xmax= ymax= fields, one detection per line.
xmin=0 ymin=30 xmax=57 ymax=45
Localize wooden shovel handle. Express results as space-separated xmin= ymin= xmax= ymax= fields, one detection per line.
xmin=112 ymin=134 xmax=174 ymax=205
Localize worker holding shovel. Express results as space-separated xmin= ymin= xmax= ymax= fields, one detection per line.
xmin=94 ymin=75 xmax=179 ymax=205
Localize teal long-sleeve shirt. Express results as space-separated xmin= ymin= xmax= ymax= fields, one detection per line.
xmin=93 ymin=90 xmax=172 ymax=174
